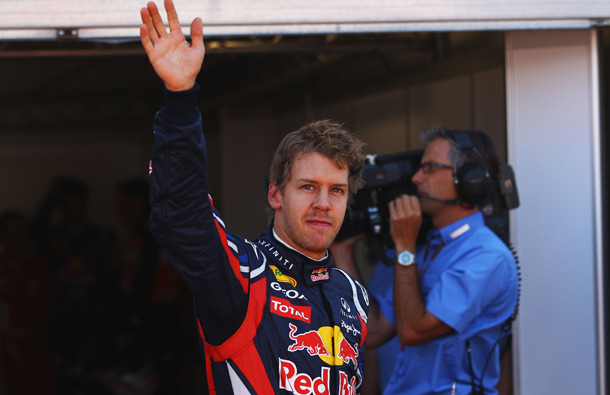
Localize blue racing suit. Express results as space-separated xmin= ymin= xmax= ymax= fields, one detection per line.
xmin=148 ymin=85 xmax=369 ymax=395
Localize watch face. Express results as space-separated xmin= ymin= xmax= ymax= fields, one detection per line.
xmin=397 ymin=250 xmax=415 ymax=266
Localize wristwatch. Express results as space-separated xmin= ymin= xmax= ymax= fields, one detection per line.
xmin=396 ymin=250 xmax=416 ymax=267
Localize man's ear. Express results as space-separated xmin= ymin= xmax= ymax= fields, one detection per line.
xmin=268 ymin=181 xmax=282 ymax=210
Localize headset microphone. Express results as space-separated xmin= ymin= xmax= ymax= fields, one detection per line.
xmin=415 ymin=192 xmax=460 ymax=205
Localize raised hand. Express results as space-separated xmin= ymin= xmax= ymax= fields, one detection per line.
xmin=140 ymin=0 xmax=205 ymax=91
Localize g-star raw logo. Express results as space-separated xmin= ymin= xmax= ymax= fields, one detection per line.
xmin=341 ymin=320 xmax=361 ymax=336
xmin=310 ymin=267 xmax=329 ymax=282
xmin=271 ymin=282 xmax=308 ymax=301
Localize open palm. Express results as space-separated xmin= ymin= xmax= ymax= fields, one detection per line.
xmin=140 ymin=0 xmax=205 ymax=91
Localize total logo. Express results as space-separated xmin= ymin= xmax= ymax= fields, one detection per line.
xmin=286 ymin=323 xmax=359 ymax=369
xmin=279 ymin=359 xmax=357 ymax=395
xmin=272 ymin=297 xmax=311 ymax=323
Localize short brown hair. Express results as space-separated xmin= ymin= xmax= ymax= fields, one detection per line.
xmin=269 ymin=120 xmax=366 ymax=194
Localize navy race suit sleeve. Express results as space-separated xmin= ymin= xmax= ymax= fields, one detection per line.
xmin=149 ymin=85 xmax=250 ymax=345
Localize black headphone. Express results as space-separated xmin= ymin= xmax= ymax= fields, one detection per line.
xmin=447 ymin=130 xmax=493 ymax=207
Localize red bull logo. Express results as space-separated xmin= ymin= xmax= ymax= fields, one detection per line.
xmin=279 ymin=359 xmax=357 ymax=395
xmin=310 ymin=267 xmax=329 ymax=282
xmin=288 ymin=323 xmax=330 ymax=356
xmin=279 ymin=358 xmax=330 ymax=395
xmin=337 ymin=338 xmax=359 ymax=369
xmin=339 ymin=372 xmax=357 ymax=395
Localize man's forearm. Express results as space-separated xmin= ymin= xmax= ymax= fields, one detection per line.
xmin=393 ymin=265 xmax=426 ymax=342
xmin=393 ymin=264 xmax=451 ymax=345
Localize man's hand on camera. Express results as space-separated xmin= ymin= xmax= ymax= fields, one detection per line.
xmin=389 ymin=195 xmax=422 ymax=254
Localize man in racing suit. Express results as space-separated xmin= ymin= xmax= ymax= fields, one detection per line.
xmin=140 ymin=1 xmax=369 ymax=394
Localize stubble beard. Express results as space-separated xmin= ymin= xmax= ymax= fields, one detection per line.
xmin=281 ymin=214 xmax=339 ymax=256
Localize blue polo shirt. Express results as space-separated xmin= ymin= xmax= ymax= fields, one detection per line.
xmin=375 ymin=212 xmax=518 ymax=395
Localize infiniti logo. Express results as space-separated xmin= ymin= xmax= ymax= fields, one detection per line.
xmin=341 ymin=298 xmax=351 ymax=312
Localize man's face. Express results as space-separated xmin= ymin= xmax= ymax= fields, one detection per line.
xmin=268 ymin=151 xmax=349 ymax=260
xmin=412 ymin=138 xmax=458 ymax=217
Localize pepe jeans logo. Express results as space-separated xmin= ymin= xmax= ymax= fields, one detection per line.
xmin=341 ymin=320 xmax=361 ymax=336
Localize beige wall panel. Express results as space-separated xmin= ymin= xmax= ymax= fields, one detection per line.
xmin=221 ymin=115 xmax=275 ymax=239
xmin=352 ymin=90 xmax=408 ymax=155
xmin=408 ymin=76 xmax=472 ymax=147
xmin=473 ymin=67 xmax=507 ymax=161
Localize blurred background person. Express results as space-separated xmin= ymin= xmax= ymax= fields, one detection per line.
xmin=0 ymin=210 xmax=54 ymax=394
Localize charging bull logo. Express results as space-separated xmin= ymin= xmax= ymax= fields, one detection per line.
xmin=288 ymin=323 xmax=330 ymax=356
xmin=337 ymin=338 xmax=359 ymax=369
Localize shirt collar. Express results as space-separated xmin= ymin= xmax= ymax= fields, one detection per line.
xmin=427 ymin=211 xmax=485 ymax=246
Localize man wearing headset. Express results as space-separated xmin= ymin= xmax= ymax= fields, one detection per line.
xmin=337 ymin=126 xmax=519 ymax=395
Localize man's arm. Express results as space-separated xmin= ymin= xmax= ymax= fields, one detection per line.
xmin=330 ymin=234 xmax=365 ymax=282
xmin=141 ymin=1 xmax=250 ymax=345
xmin=389 ymin=195 xmax=452 ymax=345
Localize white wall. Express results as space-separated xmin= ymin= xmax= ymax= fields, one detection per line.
xmin=506 ymin=29 xmax=601 ymax=395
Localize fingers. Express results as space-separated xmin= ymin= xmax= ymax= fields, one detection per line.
xmin=190 ymin=17 xmax=205 ymax=51
xmin=164 ymin=0 xmax=182 ymax=33
xmin=140 ymin=6 xmax=159 ymax=44
xmin=389 ymin=195 xmax=421 ymax=252
xmin=148 ymin=1 xmax=169 ymax=38
xmin=139 ymin=24 xmax=153 ymax=55
xmin=389 ymin=195 xmax=419 ymax=219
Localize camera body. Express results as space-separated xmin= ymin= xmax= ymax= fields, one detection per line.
xmin=338 ymin=150 xmax=425 ymax=246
